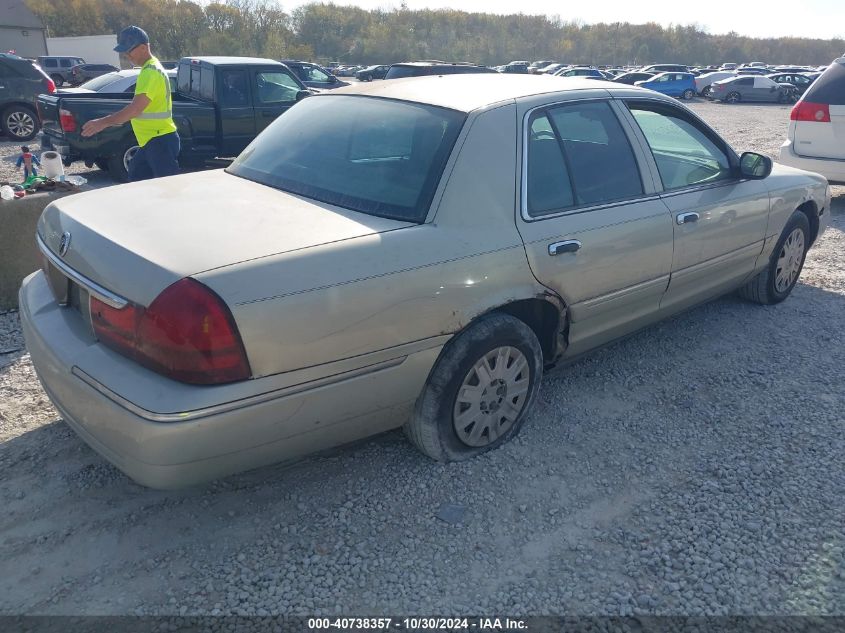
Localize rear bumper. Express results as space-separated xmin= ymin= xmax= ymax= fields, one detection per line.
xmin=19 ymin=271 xmax=437 ymax=489
xmin=778 ymin=141 xmax=845 ymax=185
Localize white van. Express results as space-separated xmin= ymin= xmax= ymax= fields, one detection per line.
xmin=779 ymin=57 xmax=845 ymax=184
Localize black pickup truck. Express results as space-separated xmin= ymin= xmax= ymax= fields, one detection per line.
xmin=38 ymin=56 xmax=309 ymax=181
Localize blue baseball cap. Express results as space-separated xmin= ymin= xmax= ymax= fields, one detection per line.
xmin=114 ymin=26 xmax=149 ymax=53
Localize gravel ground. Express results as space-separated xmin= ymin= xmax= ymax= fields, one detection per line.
xmin=1 ymin=100 xmax=844 ymax=617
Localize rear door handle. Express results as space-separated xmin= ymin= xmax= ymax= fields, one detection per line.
xmin=676 ymin=212 xmax=700 ymax=225
xmin=548 ymin=240 xmax=581 ymax=256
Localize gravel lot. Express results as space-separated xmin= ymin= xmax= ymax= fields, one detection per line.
xmin=1 ymin=100 xmax=843 ymax=617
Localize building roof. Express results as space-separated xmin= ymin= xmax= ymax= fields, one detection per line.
xmin=1 ymin=1 xmax=45 ymax=29
xmin=327 ymin=74 xmax=651 ymax=113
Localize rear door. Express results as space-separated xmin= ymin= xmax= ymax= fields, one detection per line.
xmin=251 ymin=67 xmax=301 ymax=134
xmin=515 ymin=95 xmax=674 ymax=356
xmin=218 ymin=67 xmax=255 ymax=156
xmin=792 ymin=58 xmax=845 ymax=159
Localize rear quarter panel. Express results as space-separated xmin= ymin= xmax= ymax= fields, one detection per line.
xmin=198 ymin=102 xmax=551 ymax=378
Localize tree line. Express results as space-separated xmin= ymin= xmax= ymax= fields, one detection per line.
xmin=27 ymin=0 xmax=845 ymax=66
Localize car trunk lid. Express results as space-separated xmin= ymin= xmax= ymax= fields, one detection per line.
xmin=37 ymin=169 xmax=414 ymax=307
xmin=792 ymin=58 xmax=845 ymax=159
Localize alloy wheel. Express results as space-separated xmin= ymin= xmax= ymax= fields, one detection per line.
xmin=6 ymin=111 xmax=35 ymax=139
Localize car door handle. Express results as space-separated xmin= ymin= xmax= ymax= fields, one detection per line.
xmin=548 ymin=240 xmax=581 ymax=256
xmin=676 ymin=212 xmax=700 ymax=225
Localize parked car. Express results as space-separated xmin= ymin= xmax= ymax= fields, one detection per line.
xmin=612 ymin=71 xmax=655 ymax=85
xmin=710 ymin=75 xmax=799 ymax=103
xmin=0 ymin=52 xmax=55 ymax=140
xmin=499 ymin=63 xmax=530 ymax=74
xmin=20 ymin=75 xmax=830 ymax=488
xmin=69 ymin=63 xmax=120 ymax=85
xmin=720 ymin=63 xmax=738 ymax=70
xmin=635 ymin=72 xmax=697 ymax=99
xmin=538 ymin=63 xmax=566 ymax=75
xmin=554 ymin=67 xmax=604 ymax=79
xmin=640 ymin=64 xmax=690 ymax=74
xmin=735 ymin=67 xmax=774 ymax=76
xmin=279 ymin=60 xmax=349 ymax=89
xmin=528 ymin=60 xmax=556 ymax=73
xmin=57 ymin=68 xmax=176 ymax=94
xmin=779 ymin=56 xmax=845 ymax=184
xmin=773 ymin=66 xmax=812 ymax=73
xmin=767 ymin=72 xmax=816 ymax=95
xmin=38 ymin=56 xmax=309 ymax=181
xmin=385 ymin=61 xmax=496 ymax=79
xmin=355 ymin=65 xmax=390 ymax=81
xmin=37 ymin=55 xmax=84 ymax=87
xmin=159 ymin=60 xmax=179 ymax=70
xmin=694 ymin=70 xmax=737 ymax=96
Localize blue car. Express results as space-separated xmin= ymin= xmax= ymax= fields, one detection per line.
xmin=635 ymin=72 xmax=697 ymax=99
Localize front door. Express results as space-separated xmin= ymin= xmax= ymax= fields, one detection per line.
xmin=620 ymin=99 xmax=770 ymax=313
xmin=515 ymin=97 xmax=674 ymax=356
xmin=252 ymin=69 xmax=301 ymax=134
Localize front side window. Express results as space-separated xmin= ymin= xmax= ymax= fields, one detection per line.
xmin=303 ymin=65 xmax=331 ymax=83
xmin=627 ymin=102 xmax=733 ymax=190
xmin=526 ymin=101 xmax=643 ymax=216
xmin=228 ymin=95 xmax=465 ymax=222
xmin=254 ymin=71 xmax=300 ymax=104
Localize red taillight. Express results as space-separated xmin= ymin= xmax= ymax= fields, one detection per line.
xmin=790 ymin=101 xmax=831 ymax=122
xmin=59 ymin=108 xmax=76 ymax=132
xmin=44 ymin=78 xmax=56 ymax=93
xmin=91 ymin=278 xmax=251 ymax=385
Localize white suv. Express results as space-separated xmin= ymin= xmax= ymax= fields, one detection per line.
xmin=779 ymin=57 xmax=845 ymax=184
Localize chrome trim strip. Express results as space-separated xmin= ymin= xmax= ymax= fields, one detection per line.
xmin=37 ymin=233 xmax=128 ymax=309
xmin=71 ymin=356 xmax=407 ymax=423
xmin=577 ymin=274 xmax=670 ymax=308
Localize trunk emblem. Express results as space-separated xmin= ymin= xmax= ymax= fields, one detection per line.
xmin=59 ymin=232 xmax=71 ymax=257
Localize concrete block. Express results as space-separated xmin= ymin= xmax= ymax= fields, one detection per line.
xmin=0 ymin=188 xmax=83 ymax=310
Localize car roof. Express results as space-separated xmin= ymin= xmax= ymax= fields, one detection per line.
xmin=325 ymin=74 xmax=661 ymax=112
xmin=181 ymin=56 xmax=281 ymax=66
xmin=392 ymin=60 xmax=484 ymax=67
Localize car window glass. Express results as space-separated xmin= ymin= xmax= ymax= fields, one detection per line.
xmin=803 ymin=61 xmax=845 ymax=105
xmin=304 ymin=66 xmax=331 ymax=82
xmin=547 ymin=101 xmax=643 ymax=206
xmin=80 ymin=73 xmax=121 ymax=91
xmin=220 ymin=69 xmax=247 ymax=105
xmin=526 ymin=113 xmax=574 ymax=215
xmin=228 ymin=95 xmax=464 ymax=222
xmin=628 ymin=103 xmax=733 ymax=190
xmin=737 ymin=78 xmax=753 ymax=86
xmin=60 ymin=59 xmax=71 ymax=68
xmin=43 ymin=59 xmax=57 ymax=68
xmin=255 ymin=71 xmax=299 ymax=104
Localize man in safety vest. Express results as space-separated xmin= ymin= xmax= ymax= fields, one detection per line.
xmin=81 ymin=26 xmax=180 ymax=181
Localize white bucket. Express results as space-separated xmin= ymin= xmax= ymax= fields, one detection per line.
xmin=41 ymin=151 xmax=64 ymax=179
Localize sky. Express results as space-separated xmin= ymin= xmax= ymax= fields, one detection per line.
xmin=282 ymin=0 xmax=845 ymax=40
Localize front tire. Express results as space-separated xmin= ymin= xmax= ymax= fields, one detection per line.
xmin=50 ymin=74 xmax=64 ymax=87
xmin=739 ymin=210 xmax=810 ymax=305
xmin=405 ymin=313 xmax=543 ymax=462
xmin=702 ymin=85 xmax=713 ymax=98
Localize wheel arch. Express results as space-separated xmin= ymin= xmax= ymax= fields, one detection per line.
xmin=796 ymin=199 xmax=820 ymax=246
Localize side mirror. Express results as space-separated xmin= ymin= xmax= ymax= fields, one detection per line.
xmin=739 ymin=151 xmax=772 ymax=179
xmin=295 ymin=89 xmax=310 ymax=101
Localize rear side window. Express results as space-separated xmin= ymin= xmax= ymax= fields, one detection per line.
xmin=60 ymin=59 xmax=72 ymax=68
xmin=526 ymin=101 xmax=643 ymax=216
xmin=735 ymin=78 xmax=753 ymax=86
xmin=803 ymin=60 xmax=845 ymax=105
xmin=43 ymin=58 xmax=57 ymax=68
xmin=385 ymin=65 xmax=421 ymax=79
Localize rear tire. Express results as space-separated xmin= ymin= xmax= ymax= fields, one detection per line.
xmin=405 ymin=313 xmax=543 ymax=462
xmin=739 ymin=210 xmax=810 ymax=305
xmin=682 ymin=89 xmax=695 ymax=100
xmin=50 ymin=74 xmax=64 ymax=87
xmin=2 ymin=104 xmax=39 ymax=141
xmin=702 ymin=86 xmax=713 ymax=98
xmin=108 ymin=143 xmax=140 ymax=183
xmin=726 ymin=91 xmax=741 ymax=104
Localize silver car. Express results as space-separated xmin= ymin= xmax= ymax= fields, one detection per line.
xmin=21 ymin=75 xmax=831 ymax=488
xmin=710 ymin=75 xmax=799 ymax=103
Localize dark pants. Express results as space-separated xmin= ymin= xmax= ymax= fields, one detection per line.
xmin=128 ymin=132 xmax=181 ymax=182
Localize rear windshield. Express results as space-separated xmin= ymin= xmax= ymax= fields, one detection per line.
xmin=228 ymin=95 xmax=465 ymax=222
xmin=80 ymin=72 xmax=122 ymax=91
xmin=385 ymin=65 xmax=429 ymax=79
xmin=803 ymin=59 xmax=845 ymax=105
